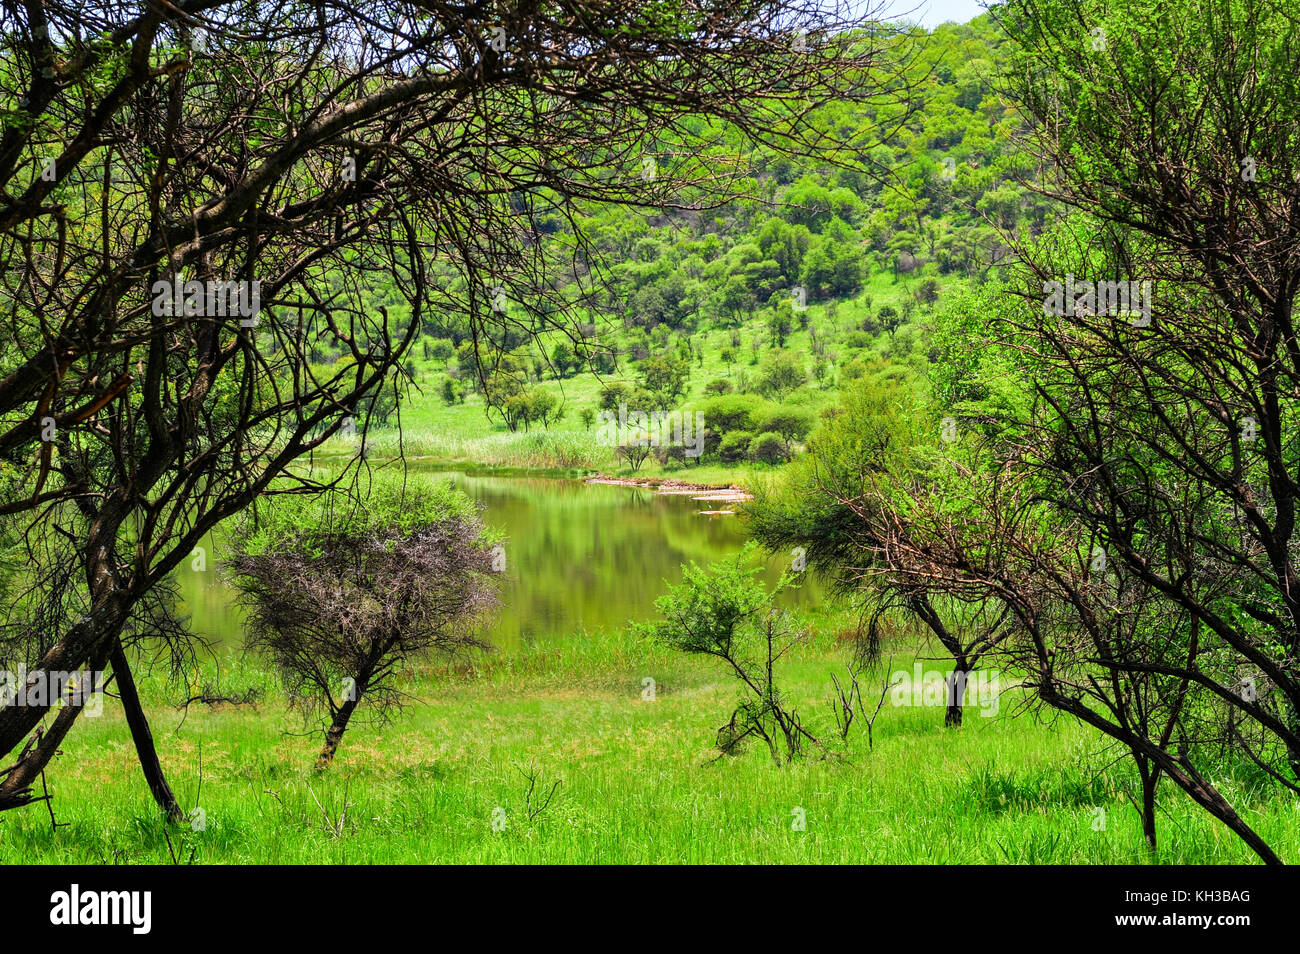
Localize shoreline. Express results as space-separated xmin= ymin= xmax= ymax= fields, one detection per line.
xmin=583 ymin=474 xmax=754 ymax=502
xmin=314 ymin=450 xmax=759 ymax=496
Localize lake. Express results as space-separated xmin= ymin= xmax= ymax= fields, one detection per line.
xmin=174 ymin=471 xmax=822 ymax=654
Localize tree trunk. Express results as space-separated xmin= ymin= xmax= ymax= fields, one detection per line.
xmin=1137 ymin=759 xmax=1159 ymax=853
xmin=944 ymin=669 xmax=968 ymax=728
xmin=109 ymin=639 xmax=184 ymax=823
xmin=0 ymin=640 xmax=114 ymax=809
xmin=0 ymin=606 xmax=122 ymax=758
xmin=1053 ymin=694 xmax=1282 ymax=865
xmin=1169 ymin=755 xmax=1281 ymax=865
xmin=315 ymin=694 xmax=360 ymax=770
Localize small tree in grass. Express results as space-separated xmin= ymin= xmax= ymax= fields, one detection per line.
xmin=227 ymin=472 xmax=500 ymax=768
xmin=617 ymin=443 xmax=653 ymax=472
xmin=637 ymin=545 xmax=819 ymax=763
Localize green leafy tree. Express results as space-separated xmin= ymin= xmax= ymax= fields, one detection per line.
xmin=756 ymin=407 xmax=815 ymax=450
xmin=767 ymin=300 xmax=794 ymax=347
xmin=550 ymin=342 xmax=577 ymax=378
xmin=599 ymin=381 xmax=634 ymax=412
xmin=719 ymin=431 xmax=753 ymax=463
xmin=754 ymin=350 xmax=806 ymax=398
xmin=636 ymin=545 xmax=818 ymax=762
xmin=440 ymin=377 xmax=460 ymax=407
xmin=639 ymin=353 xmax=691 ymax=407
xmin=748 ymin=432 xmax=787 ymax=464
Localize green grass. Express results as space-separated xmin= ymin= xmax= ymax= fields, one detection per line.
xmin=4 ymin=621 xmax=1295 ymax=864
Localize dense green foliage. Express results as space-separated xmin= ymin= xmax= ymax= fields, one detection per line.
xmin=340 ymin=14 xmax=1040 ymax=476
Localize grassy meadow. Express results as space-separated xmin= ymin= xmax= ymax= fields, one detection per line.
xmin=4 ymin=613 xmax=1294 ymax=865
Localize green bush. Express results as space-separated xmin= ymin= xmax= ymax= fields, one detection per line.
xmin=754 ymin=349 xmax=806 ymax=398
xmin=697 ymin=393 xmax=769 ymax=435
xmin=719 ymin=430 xmax=753 ymax=463
xmin=599 ymin=381 xmax=633 ymax=411
xmin=755 ymin=407 xmax=815 ymax=445
xmin=748 ymin=432 xmax=787 ymax=464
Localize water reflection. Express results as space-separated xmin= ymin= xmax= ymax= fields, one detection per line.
xmin=174 ymin=471 xmax=822 ymax=654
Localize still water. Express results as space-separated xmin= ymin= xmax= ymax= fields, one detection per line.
xmin=174 ymin=472 xmax=822 ymax=654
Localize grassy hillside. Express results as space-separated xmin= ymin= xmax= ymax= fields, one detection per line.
xmin=334 ymin=269 xmax=951 ymax=486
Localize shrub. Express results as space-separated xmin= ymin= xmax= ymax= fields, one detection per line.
xmin=635 ymin=544 xmax=817 ymax=762
xmin=748 ymin=432 xmax=787 ymax=464
xmin=226 ymin=473 xmax=500 ymax=768
xmin=719 ymin=430 xmax=753 ymax=463
xmin=440 ymin=377 xmax=460 ymax=406
xmin=840 ymin=357 xmax=868 ymax=381
xmin=756 ymin=406 xmax=815 ymax=442
xmin=697 ymin=393 xmax=769 ymax=435
xmin=754 ymin=349 xmax=806 ymax=398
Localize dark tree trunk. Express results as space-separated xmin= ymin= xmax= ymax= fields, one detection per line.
xmin=0 ymin=606 xmax=122 ymax=758
xmin=1137 ymin=758 xmax=1159 ymax=853
xmin=0 ymin=639 xmax=114 ymax=809
xmin=109 ymin=639 xmax=184 ymax=823
xmin=1054 ymin=695 xmax=1282 ymax=865
xmin=1171 ymin=756 xmax=1281 ymax=865
xmin=316 ymin=694 xmax=360 ymax=770
xmin=944 ymin=668 xmax=968 ymax=728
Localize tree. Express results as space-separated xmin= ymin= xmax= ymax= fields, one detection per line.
xmin=747 ymin=432 xmax=787 ymax=464
xmin=799 ymin=220 xmax=863 ymax=299
xmin=227 ymin=473 xmax=499 ymax=768
xmin=697 ymin=393 xmax=769 ymax=437
xmin=748 ymin=376 xmax=1012 ymax=730
xmin=616 ymin=443 xmax=652 ymax=472
xmin=599 ymin=382 xmax=634 ymax=412
xmin=816 ymin=0 xmax=1300 ymax=862
xmin=637 ymin=545 xmax=818 ymax=762
xmin=719 ymin=431 xmax=754 ymax=463
xmin=720 ymin=346 xmax=738 ymax=373
xmin=484 ymin=365 xmax=530 ymax=431
xmin=441 ymin=377 xmax=461 ymax=407
xmin=974 ymin=0 xmax=1300 ymax=863
xmin=550 ymin=342 xmax=577 ymax=379
xmin=757 ymin=217 xmax=811 ymax=284
xmin=756 ymin=407 xmax=816 ymax=450
xmin=639 ymin=353 xmax=691 ymax=408
xmin=768 ymin=300 xmax=795 ymax=347
xmin=754 ymin=350 xmax=807 ymax=398
xmin=526 ymin=389 xmax=563 ymax=430
xmin=719 ymin=275 xmax=752 ymax=323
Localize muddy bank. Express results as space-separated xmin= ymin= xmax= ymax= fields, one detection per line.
xmin=583 ymin=475 xmax=753 ymax=504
